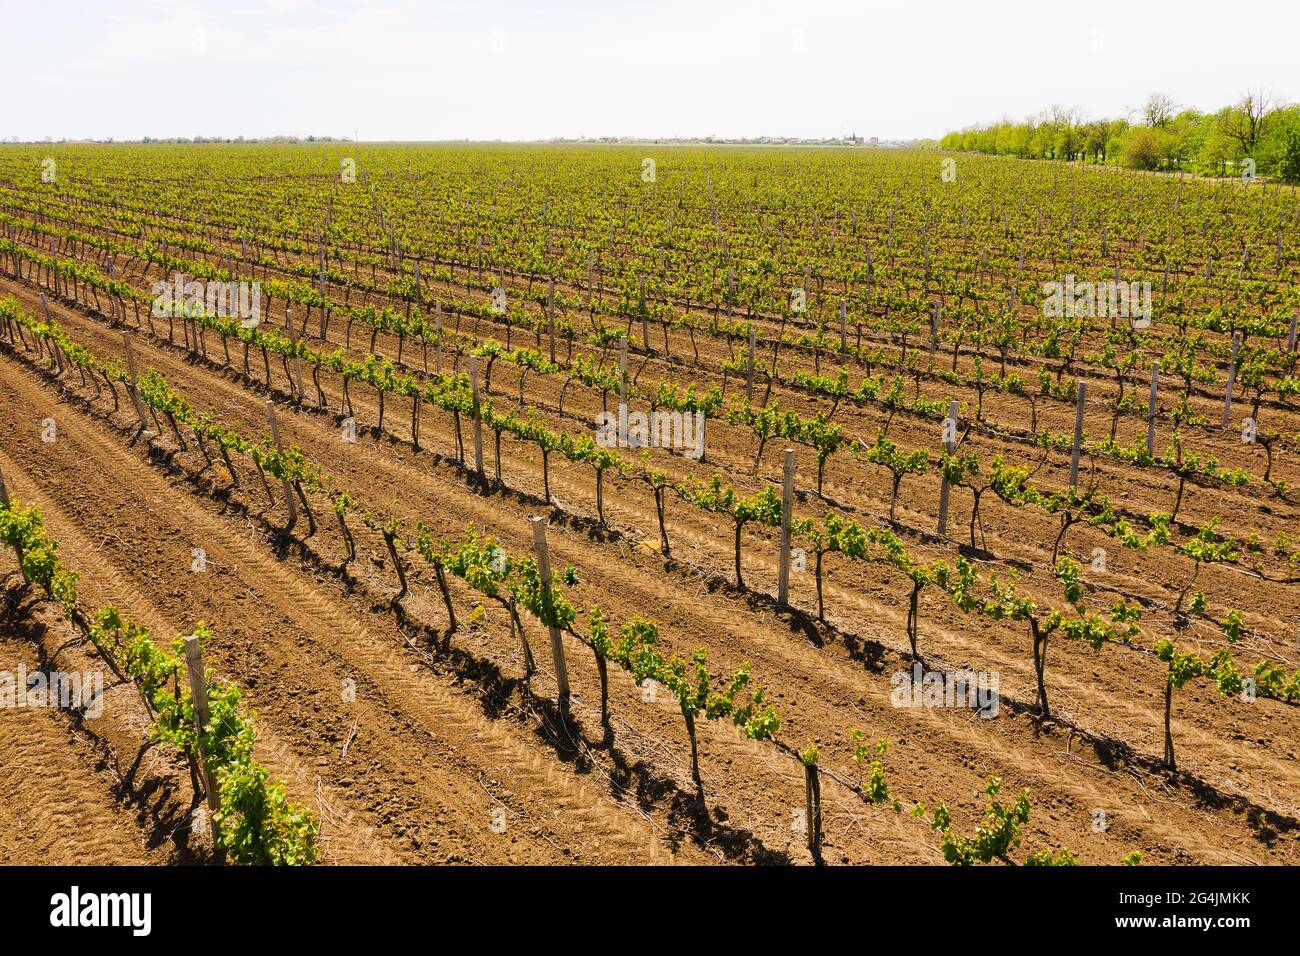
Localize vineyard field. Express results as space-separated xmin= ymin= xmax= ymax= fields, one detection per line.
xmin=1 ymin=142 xmax=1298 ymax=868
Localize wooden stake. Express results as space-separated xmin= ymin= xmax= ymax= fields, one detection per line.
xmin=469 ymin=355 xmax=485 ymax=475
xmin=778 ymin=449 xmax=795 ymax=606
xmin=804 ymin=760 xmax=822 ymax=864
xmin=266 ymin=400 xmax=298 ymax=528
xmin=1222 ymin=335 xmax=1239 ymax=426
xmin=529 ymin=517 xmax=570 ymax=705
xmin=182 ymin=635 xmax=224 ymax=856
xmin=930 ymin=301 xmax=940 ymax=352
xmin=839 ymin=300 xmax=847 ymax=351
xmin=121 ymin=331 xmax=152 ymax=431
xmin=1069 ymin=382 xmax=1086 ymax=489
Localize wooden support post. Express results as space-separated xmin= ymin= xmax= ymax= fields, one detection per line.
xmin=121 ymin=331 xmax=151 ymax=431
xmin=937 ymin=399 xmax=958 ymax=536
xmin=1287 ymin=312 xmax=1297 ymax=356
xmin=804 ymin=760 xmax=822 ymax=864
xmin=318 ymin=271 xmax=328 ymax=338
xmin=839 ymin=300 xmax=847 ymax=351
xmin=411 ymin=391 xmax=420 ymax=451
xmin=265 ymin=400 xmax=297 ymax=528
xmin=746 ymin=326 xmax=756 ymax=403
xmin=778 ymin=449 xmax=795 ymax=605
xmin=1069 ymin=381 xmax=1086 ymax=489
xmin=529 ymin=517 xmax=570 ymax=705
xmin=182 ymin=635 xmax=224 ymax=856
xmin=930 ymin=301 xmax=940 ymax=352
xmin=1222 ymin=335 xmax=1239 ymax=426
xmin=468 ymin=355 xmax=485 ymax=476
xmin=1147 ymin=364 xmax=1159 ymax=457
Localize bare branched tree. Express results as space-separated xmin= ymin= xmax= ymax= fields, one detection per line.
xmin=1219 ymin=88 xmax=1275 ymax=154
xmin=1143 ymin=93 xmax=1177 ymax=129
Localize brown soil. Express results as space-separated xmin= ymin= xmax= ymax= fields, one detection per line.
xmin=2 ymin=266 xmax=1298 ymax=865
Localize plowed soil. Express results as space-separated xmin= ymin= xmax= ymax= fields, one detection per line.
xmin=2 ymin=261 xmax=1298 ymax=865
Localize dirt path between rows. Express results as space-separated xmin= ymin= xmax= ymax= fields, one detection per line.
xmin=3 ymin=281 xmax=1296 ymax=864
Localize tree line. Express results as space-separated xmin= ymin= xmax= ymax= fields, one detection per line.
xmin=940 ymin=91 xmax=1300 ymax=182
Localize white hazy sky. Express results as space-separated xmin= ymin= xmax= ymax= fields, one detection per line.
xmin=3 ymin=0 xmax=1297 ymax=142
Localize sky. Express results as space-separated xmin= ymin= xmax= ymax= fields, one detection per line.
xmin=3 ymin=0 xmax=1297 ymax=142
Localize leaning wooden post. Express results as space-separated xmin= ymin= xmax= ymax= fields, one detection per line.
xmin=0 ymin=464 xmax=28 ymax=579
xmin=1222 ymin=335 xmax=1239 ymax=426
xmin=468 ymin=355 xmax=485 ymax=476
xmin=1069 ymin=381 xmax=1086 ymax=489
xmin=1147 ymin=364 xmax=1159 ymax=457
xmin=1288 ymin=312 xmax=1298 ymax=358
xmin=182 ymin=634 xmax=225 ymax=858
xmin=265 ymin=400 xmax=298 ymax=529
xmin=778 ymin=448 xmax=795 ymax=606
xmin=937 ymin=399 xmax=959 ymax=536
xmin=529 ymin=517 xmax=570 ymax=706
xmin=121 ymin=331 xmax=152 ymax=431
xmin=746 ymin=325 xmax=756 ymax=403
